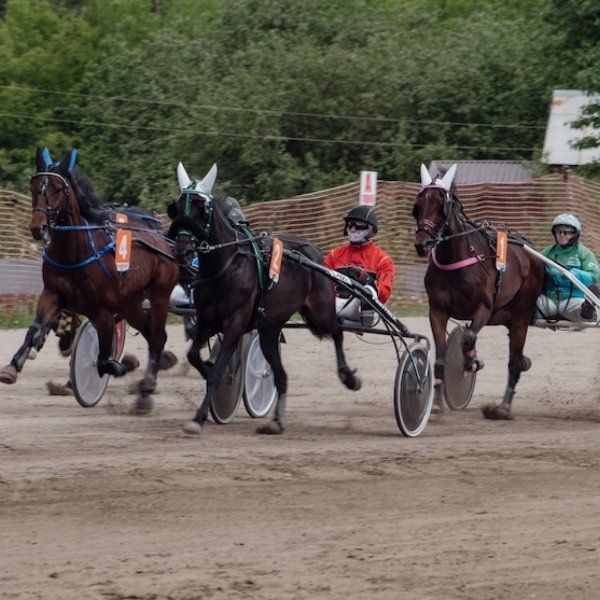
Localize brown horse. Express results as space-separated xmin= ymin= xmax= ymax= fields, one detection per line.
xmin=166 ymin=162 xmax=361 ymax=435
xmin=0 ymin=148 xmax=179 ymax=412
xmin=412 ymin=164 xmax=545 ymax=419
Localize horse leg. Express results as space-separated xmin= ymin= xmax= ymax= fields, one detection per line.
xmin=333 ymin=330 xmax=361 ymax=391
xmin=94 ymin=312 xmax=130 ymax=378
xmin=461 ymin=328 xmax=485 ymax=373
xmin=0 ymin=322 xmax=53 ymax=383
xmin=482 ymin=320 xmax=531 ymax=421
xmin=429 ymin=311 xmax=449 ymax=415
xmin=186 ymin=322 xmax=214 ymax=380
xmin=254 ymin=328 xmax=288 ymax=435
xmin=0 ymin=292 xmax=61 ymax=384
xmin=182 ymin=329 xmax=244 ymax=435
xmin=125 ymin=302 xmax=172 ymax=414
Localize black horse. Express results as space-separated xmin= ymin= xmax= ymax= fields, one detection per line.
xmin=0 ymin=148 xmax=179 ymax=412
xmin=412 ymin=164 xmax=545 ymax=419
xmin=167 ymin=162 xmax=361 ymax=435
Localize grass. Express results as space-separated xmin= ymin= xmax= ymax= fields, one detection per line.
xmin=0 ymin=307 xmax=36 ymax=329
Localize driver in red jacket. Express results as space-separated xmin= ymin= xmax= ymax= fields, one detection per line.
xmin=324 ymin=206 xmax=395 ymax=326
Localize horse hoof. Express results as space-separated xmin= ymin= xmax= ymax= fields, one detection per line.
xmin=340 ymin=369 xmax=362 ymax=391
xmin=481 ymin=403 xmax=512 ymax=420
xmin=256 ymin=421 xmax=284 ymax=435
xmin=465 ymin=359 xmax=484 ymax=373
xmin=430 ymin=401 xmax=443 ymax=416
xmin=46 ymin=380 xmax=73 ymax=396
xmin=181 ymin=420 xmax=202 ymax=435
xmin=0 ymin=364 xmax=18 ymax=384
xmin=138 ymin=377 xmax=156 ymax=394
xmin=121 ymin=353 xmax=140 ymax=373
xmin=158 ymin=350 xmax=178 ymax=371
xmin=28 ymin=349 xmax=38 ymax=360
xmin=134 ymin=394 xmax=154 ymax=415
xmin=520 ymin=356 xmax=532 ymax=372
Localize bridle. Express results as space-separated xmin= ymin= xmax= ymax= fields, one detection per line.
xmin=414 ymin=185 xmax=456 ymax=243
xmin=30 ymin=171 xmax=73 ymax=227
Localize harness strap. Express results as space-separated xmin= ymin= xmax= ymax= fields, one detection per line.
xmin=43 ymin=219 xmax=114 ymax=276
xmin=238 ymin=224 xmax=270 ymax=290
xmin=430 ymin=247 xmax=485 ymax=271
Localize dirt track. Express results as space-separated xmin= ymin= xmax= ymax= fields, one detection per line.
xmin=1 ymin=317 xmax=600 ymax=600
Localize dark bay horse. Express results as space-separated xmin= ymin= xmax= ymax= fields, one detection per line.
xmin=166 ymin=162 xmax=361 ymax=435
xmin=0 ymin=148 xmax=179 ymax=412
xmin=412 ymin=164 xmax=544 ymax=419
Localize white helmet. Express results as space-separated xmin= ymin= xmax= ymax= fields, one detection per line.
xmin=551 ymin=213 xmax=581 ymax=234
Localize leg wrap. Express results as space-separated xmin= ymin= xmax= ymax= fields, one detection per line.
xmin=434 ymin=359 xmax=446 ymax=381
xmin=29 ymin=322 xmax=47 ymax=350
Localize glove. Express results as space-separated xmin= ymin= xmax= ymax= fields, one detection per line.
xmin=360 ymin=271 xmax=377 ymax=288
xmin=566 ymin=266 xmax=592 ymax=285
xmin=546 ymin=266 xmax=561 ymax=279
xmin=364 ymin=285 xmax=378 ymax=300
xmin=545 ymin=266 xmax=563 ymax=285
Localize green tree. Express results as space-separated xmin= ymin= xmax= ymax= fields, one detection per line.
xmin=543 ymin=0 xmax=600 ymax=178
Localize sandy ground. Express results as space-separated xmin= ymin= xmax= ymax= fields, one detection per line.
xmin=1 ymin=317 xmax=600 ymax=600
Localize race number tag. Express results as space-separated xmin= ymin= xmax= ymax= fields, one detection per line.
xmin=269 ymin=237 xmax=283 ymax=283
xmin=115 ymin=213 xmax=132 ymax=272
xmin=496 ymin=230 xmax=507 ymax=271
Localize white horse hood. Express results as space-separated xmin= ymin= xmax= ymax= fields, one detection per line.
xmin=177 ymin=162 xmax=218 ymax=195
xmin=420 ymin=163 xmax=457 ymax=192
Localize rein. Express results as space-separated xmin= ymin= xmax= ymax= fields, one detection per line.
xmin=191 ymin=228 xmax=269 ymax=287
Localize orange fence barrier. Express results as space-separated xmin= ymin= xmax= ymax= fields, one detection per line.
xmin=2 ymin=173 xmax=600 ymax=314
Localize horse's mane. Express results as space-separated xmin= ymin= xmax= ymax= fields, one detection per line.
xmin=68 ymin=165 xmax=106 ymax=221
xmin=68 ymin=166 xmax=161 ymax=229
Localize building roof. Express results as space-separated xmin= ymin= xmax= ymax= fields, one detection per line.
xmin=542 ymin=89 xmax=600 ymax=166
xmin=428 ymin=160 xmax=534 ymax=184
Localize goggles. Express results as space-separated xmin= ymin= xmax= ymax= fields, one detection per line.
xmin=346 ymin=220 xmax=369 ymax=231
xmin=554 ymin=228 xmax=576 ymax=236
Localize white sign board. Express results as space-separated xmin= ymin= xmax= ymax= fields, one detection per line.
xmin=542 ymin=89 xmax=600 ymax=165
xmin=359 ymin=171 xmax=377 ymax=206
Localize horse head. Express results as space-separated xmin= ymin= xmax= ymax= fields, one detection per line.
xmin=29 ymin=148 xmax=80 ymax=242
xmin=412 ymin=163 xmax=458 ymax=257
xmin=166 ymin=162 xmax=218 ymax=265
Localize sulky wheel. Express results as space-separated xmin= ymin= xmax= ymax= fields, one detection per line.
xmin=393 ymin=342 xmax=433 ymax=437
xmin=209 ymin=335 xmax=244 ymax=424
xmin=242 ymin=331 xmax=278 ymax=419
xmin=443 ymin=325 xmax=476 ymax=410
xmin=70 ymin=319 xmax=118 ymax=408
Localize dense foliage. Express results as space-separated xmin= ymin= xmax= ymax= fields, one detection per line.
xmin=0 ymin=0 xmax=598 ymax=208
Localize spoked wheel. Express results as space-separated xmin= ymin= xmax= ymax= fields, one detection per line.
xmin=70 ymin=319 xmax=123 ymax=408
xmin=394 ymin=342 xmax=433 ymax=437
xmin=242 ymin=331 xmax=278 ymax=419
xmin=209 ymin=335 xmax=244 ymax=424
xmin=443 ymin=325 xmax=476 ymax=410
